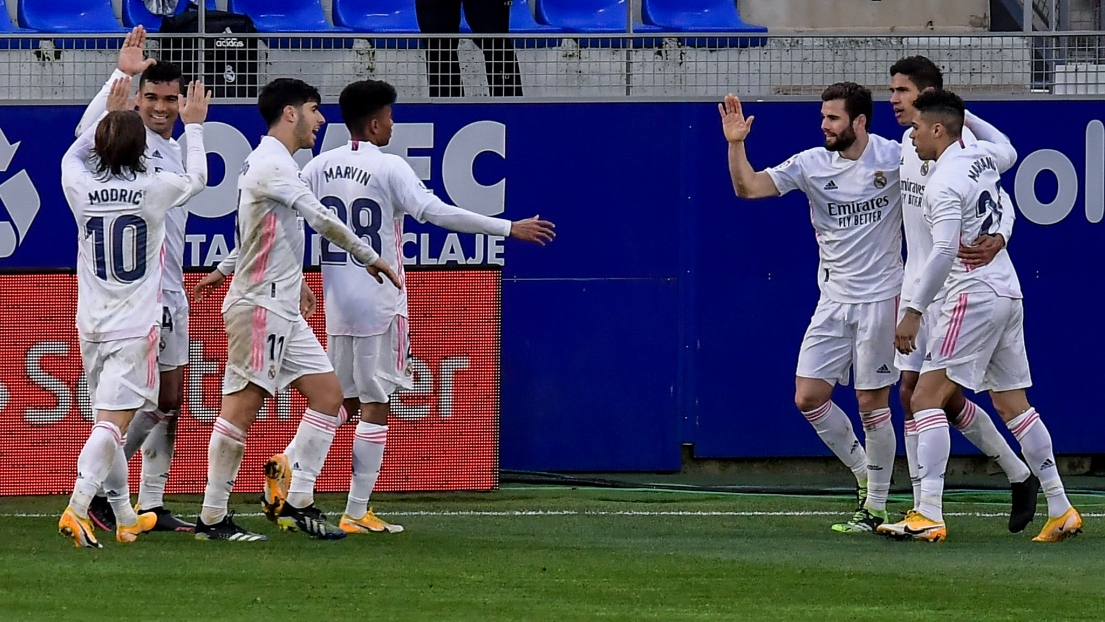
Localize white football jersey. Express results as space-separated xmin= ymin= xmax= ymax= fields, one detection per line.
xmin=223 ymin=136 xmax=379 ymax=321
xmin=303 ymin=140 xmax=510 ymax=336
xmin=766 ymin=134 xmax=904 ymax=304
xmin=63 ymin=123 xmax=206 ymax=342
xmin=900 ymin=126 xmax=1016 ymax=303
xmin=922 ymin=140 xmax=1022 ymax=301
xmin=76 ymin=69 xmax=194 ymax=293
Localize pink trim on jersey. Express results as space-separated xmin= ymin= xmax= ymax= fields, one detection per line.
xmin=158 ymin=244 xmax=166 ymax=303
xmin=146 ymin=325 xmax=158 ymax=388
xmin=394 ymin=218 xmax=406 ymax=289
xmin=396 ymin=316 xmax=408 ymax=373
xmin=355 ymin=427 xmax=388 ymax=446
xmin=941 ymin=294 xmax=969 ymax=358
xmin=251 ymin=306 xmax=268 ymax=372
xmin=251 ymin=212 xmax=279 ymax=284
xmin=1009 ymin=408 xmax=1040 ymax=441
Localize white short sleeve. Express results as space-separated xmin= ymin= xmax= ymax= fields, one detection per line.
xmin=765 ymin=152 xmax=809 ymax=196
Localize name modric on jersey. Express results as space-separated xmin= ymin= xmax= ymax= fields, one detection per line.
xmin=87 ymin=187 xmax=143 ymax=206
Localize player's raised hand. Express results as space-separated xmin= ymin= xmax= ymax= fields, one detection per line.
xmin=106 ymin=76 xmax=134 ymax=112
xmin=958 ymin=234 xmax=1005 ymax=268
xmin=194 ymin=269 xmax=227 ymax=303
xmin=366 ymin=258 xmax=403 ymax=290
xmin=180 ymin=80 xmax=213 ymax=125
xmin=509 ymin=215 xmax=556 ymax=246
xmin=119 ymin=26 xmax=156 ymax=76
xmin=719 ymin=94 xmax=754 ymax=143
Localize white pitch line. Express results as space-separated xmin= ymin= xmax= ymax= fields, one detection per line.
xmin=4 ymin=510 xmax=1105 ymax=518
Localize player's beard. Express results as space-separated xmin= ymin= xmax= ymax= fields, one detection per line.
xmin=824 ymin=125 xmax=857 ymax=152
xmin=296 ymin=116 xmax=316 ymax=150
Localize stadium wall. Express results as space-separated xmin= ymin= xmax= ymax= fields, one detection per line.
xmin=0 ymin=101 xmax=1100 ymax=476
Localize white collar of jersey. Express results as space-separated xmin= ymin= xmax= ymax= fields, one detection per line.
xmin=348 ymin=140 xmax=382 ymax=153
xmin=935 ymin=138 xmax=967 ymax=165
xmin=259 ymin=135 xmax=298 ymax=161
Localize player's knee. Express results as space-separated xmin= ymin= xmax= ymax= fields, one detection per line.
xmin=158 ymin=393 xmax=182 ymax=413
xmin=794 ymin=392 xmax=826 ymax=413
xmin=308 ymin=394 xmax=345 ymax=417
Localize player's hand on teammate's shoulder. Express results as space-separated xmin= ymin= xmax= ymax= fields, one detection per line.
xmin=118 ymin=26 xmax=156 ymax=76
xmin=365 ymin=258 xmax=403 ymax=290
xmin=718 ymin=93 xmax=754 ymax=143
xmin=509 ymin=215 xmax=556 ymax=246
xmin=958 ymin=234 xmax=1005 ymax=269
xmin=106 ymin=76 xmax=134 ymax=113
xmin=180 ymin=81 xmax=213 ymax=126
xmin=193 ymin=269 xmax=227 ymax=303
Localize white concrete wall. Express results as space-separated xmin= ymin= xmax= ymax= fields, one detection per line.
xmin=740 ymin=0 xmax=991 ymax=32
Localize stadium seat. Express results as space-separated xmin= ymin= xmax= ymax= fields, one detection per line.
xmin=640 ymin=0 xmax=766 ymax=47
xmin=331 ymin=0 xmax=420 ymax=49
xmin=227 ymin=0 xmax=351 ymax=48
xmin=17 ymin=0 xmax=126 ymax=33
xmin=122 ymin=0 xmax=217 ymax=32
xmin=460 ymin=0 xmax=563 ymax=48
xmin=0 ymin=7 xmax=37 ymax=49
xmin=533 ymin=0 xmax=662 ymax=47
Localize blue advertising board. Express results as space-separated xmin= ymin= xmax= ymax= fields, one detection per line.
xmin=0 ymin=100 xmax=1100 ymax=470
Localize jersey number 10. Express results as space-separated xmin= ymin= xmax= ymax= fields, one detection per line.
xmin=85 ymin=215 xmax=148 ymax=283
xmin=319 ymin=196 xmax=384 ymax=266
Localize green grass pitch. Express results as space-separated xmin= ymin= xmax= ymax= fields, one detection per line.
xmin=1 ymin=488 xmax=1102 ymax=621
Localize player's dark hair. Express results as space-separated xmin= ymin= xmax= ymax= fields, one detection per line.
xmin=821 ymin=82 xmax=873 ymax=130
xmin=913 ymin=89 xmax=965 ymax=138
xmin=890 ymin=55 xmax=944 ymax=91
xmin=93 ymin=111 xmax=148 ymax=180
xmin=139 ymin=60 xmax=184 ymax=93
xmin=257 ymin=78 xmax=322 ymax=128
xmin=339 ymin=80 xmax=398 ymax=134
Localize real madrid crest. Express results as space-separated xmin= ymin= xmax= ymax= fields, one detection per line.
xmin=874 ymin=171 xmax=887 ymax=189
xmin=920 ymin=161 xmax=930 ymax=176
xmin=268 ymin=364 xmax=277 ymax=379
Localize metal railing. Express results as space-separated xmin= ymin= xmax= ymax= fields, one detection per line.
xmin=1 ymin=31 xmax=1104 ymax=103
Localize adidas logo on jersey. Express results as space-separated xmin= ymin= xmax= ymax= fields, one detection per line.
xmin=876 ymin=364 xmax=892 ymax=374
xmin=151 ymin=150 xmax=163 ymax=159
xmin=823 ymin=180 xmax=838 ymax=190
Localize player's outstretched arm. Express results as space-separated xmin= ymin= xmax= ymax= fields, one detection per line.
xmin=74 ymin=27 xmax=152 ymax=137
xmin=193 ymin=268 xmax=227 ymax=303
xmin=508 ymin=215 xmax=556 ymax=245
xmin=719 ymin=94 xmax=780 ymax=199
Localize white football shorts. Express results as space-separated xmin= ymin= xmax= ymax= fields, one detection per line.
xmin=158 ymin=289 xmax=190 ymax=371
xmin=921 ymin=290 xmax=1032 ymax=393
xmin=80 ymin=326 xmax=160 ymax=413
xmin=329 ymin=316 xmax=414 ymax=405
xmin=893 ymin=300 xmax=939 ymax=373
xmin=222 ymin=302 xmax=334 ymax=396
xmin=796 ymin=295 xmax=900 ymax=390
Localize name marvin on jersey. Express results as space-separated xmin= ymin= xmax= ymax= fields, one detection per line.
xmin=827 ymin=195 xmax=890 ymax=227
xmin=87 ymin=188 xmax=143 ymax=205
xmin=323 ymin=165 xmax=371 ymax=187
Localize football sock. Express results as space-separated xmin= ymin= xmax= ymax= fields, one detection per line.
xmin=199 ymin=418 xmax=247 ymax=525
xmin=105 ymin=439 xmax=138 ymax=527
xmin=1007 ymin=408 xmax=1072 ymax=518
xmin=70 ymin=421 xmax=122 ymax=519
xmin=286 ymin=409 xmax=341 ymax=509
xmin=953 ymin=400 xmax=1031 ymax=484
xmin=915 ymin=408 xmax=950 ymax=523
xmin=346 ymin=422 xmax=387 ymax=519
xmin=904 ymin=418 xmax=921 ymax=509
xmin=860 ymin=408 xmax=894 ymax=511
xmin=802 ymin=401 xmax=868 ymax=486
xmin=138 ymin=410 xmax=175 ymax=509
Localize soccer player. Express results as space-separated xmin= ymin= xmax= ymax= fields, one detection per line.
xmin=879 ymin=90 xmax=1082 ymax=542
xmin=720 ymin=83 xmax=902 ymax=533
xmin=77 ymin=26 xmax=200 ymax=533
xmin=59 ymin=77 xmax=210 ymax=548
xmin=283 ymin=79 xmax=554 ymax=533
xmin=191 ymin=78 xmax=401 ymax=542
xmin=889 ymin=56 xmax=1039 ymax=533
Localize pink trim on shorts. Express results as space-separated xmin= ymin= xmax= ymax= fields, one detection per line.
xmin=396 ymin=316 xmax=408 ymax=373
xmin=146 ymin=325 xmax=158 ymax=388
xmin=251 ymin=306 xmax=268 ymax=372
xmin=394 ymin=218 xmax=406 ymax=289
xmin=940 ymin=294 xmax=969 ymax=358
xmin=251 ymin=212 xmax=279 ymax=284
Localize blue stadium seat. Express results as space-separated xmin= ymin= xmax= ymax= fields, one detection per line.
xmin=227 ymin=0 xmax=351 ymax=48
xmin=18 ymin=0 xmax=126 ymax=33
xmin=0 ymin=7 xmax=37 ymax=49
xmin=533 ymin=0 xmax=662 ymax=47
xmin=640 ymin=0 xmax=766 ymax=47
xmin=460 ymin=0 xmax=563 ymax=48
xmin=122 ymin=0 xmax=217 ymax=32
xmin=331 ymin=0 xmax=420 ymax=49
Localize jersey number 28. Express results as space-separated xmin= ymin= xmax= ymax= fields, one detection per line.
xmin=319 ymin=196 xmax=383 ymax=266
